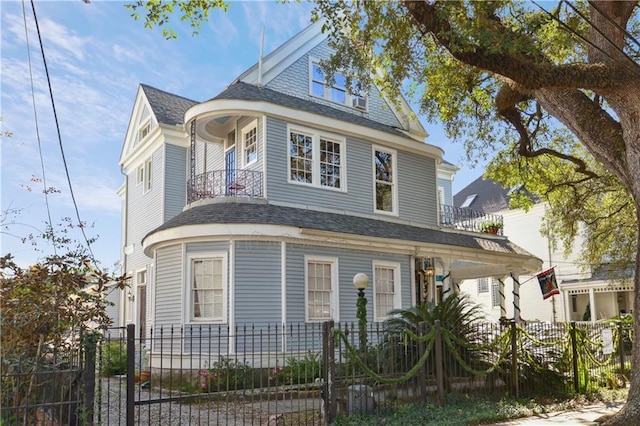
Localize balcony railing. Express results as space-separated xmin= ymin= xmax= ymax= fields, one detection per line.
xmin=187 ymin=169 xmax=263 ymax=203
xmin=440 ymin=204 xmax=504 ymax=235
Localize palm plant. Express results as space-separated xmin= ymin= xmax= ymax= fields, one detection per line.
xmin=381 ymin=295 xmax=486 ymax=390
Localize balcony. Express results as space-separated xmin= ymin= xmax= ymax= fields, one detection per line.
xmin=440 ymin=204 xmax=504 ymax=235
xmin=187 ymin=169 xmax=263 ymax=203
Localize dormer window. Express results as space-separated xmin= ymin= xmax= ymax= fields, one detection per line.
xmin=310 ymin=59 xmax=366 ymax=109
xmin=460 ymin=194 xmax=477 ymax=208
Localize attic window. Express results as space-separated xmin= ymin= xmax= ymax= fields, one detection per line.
xmin=139 ymin=121 xmax=151 ymax=140
xmin=460 ymin=194 xmax=477 ymax=208
xmin=310 ymin=60 xmax=366 ymax=109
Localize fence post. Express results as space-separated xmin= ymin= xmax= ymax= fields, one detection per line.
xmin=570 ymin=322 xmax=579 ymax=393
xmin=434 ymin=320 xmax=445 ymax=406
xmin=83 ymin=335 xmax=97 ymax=425
xmin=617 ymin=321 xmax=627 ymax=386
xmin=510 ymin=320 xmax=519 ymax=398
xmin=322 ymin=321 xmax=336 ymax=425
xmin=417 ymin=322 xmax=428 ymax=404
xmin=126 ymin=324 xmax=135 ymax=426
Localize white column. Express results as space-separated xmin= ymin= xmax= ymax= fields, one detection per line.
xmin=563 ymin=290 xmax=572 ymax=322
xmin=512 ymin=274 xmax=521 ymax=324
xmin=499 ymin=278 xmax=507 ymax=319
xmin=588 ymin=288 xmax=596 ymax=323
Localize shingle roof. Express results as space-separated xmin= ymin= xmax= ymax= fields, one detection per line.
xmin=140 ymin=84 xmax=198 ymax=126
xmin=212 ymin=81 xmax=414 ymax=141
xmin=453 ymin=175 xmax=510 ymax=214
xmin=146 ymin=202 xmax=533 ymax=257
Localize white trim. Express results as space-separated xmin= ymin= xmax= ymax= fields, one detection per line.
xmin=241 ymin=119 xmax=258 ymax=167
xmin=308 ymin=57 xmax=364 ymax=110
xmin=229 ymin=241 xmax=235 ymax=352
xmin=184 ymin=100 xmax=443 ymax=159
xmin=281 ymin=241 xmax=287 ymax=352
xmin=287 ymin=124 xmax=346 ymax=192
xmin=262 ymin=115 xmax=268 ymax=198
xmin=184 ymin=251 xmax=229 ymax=324
xmin=372 ymin=145 xmax=398 ymax=216
xmin=304 ymin=255 xmax=339 ymax=322
xmin=143 ymin=157 xmax=152 ymax=194
xmin=372 ymin=261 xmax=401 ymax=322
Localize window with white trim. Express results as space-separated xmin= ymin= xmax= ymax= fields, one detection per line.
xmin=477 ymin=277 xmax=489 ymax=294
xmin=189 ymin=255 xmax=227 ymax=322
xmin=373 ymin=148 xmax=397 ymax=214
xmin=289 ymin=126 xmax=344 ymax=190
xmin=139 ymin=121 xmax=151 ymax=140
xmin=136 ymin=165 xmax=144 ymax=185
xmin=373 ymin=262 xmax=401 ymax=321
xmin=242 ymin=121 xmax=257 ymax=166
xmin=144 ymin=158 xmax=152 ymax=192
xmin=491 ymin=278 xmax=500 ymax=307
xmin=137 ymin=270 xmax=147 ymax=286
xmin=305 ymin=256 xmax=339 ymax=322
xmin=310 ymin=60 xmax=366 ymax=108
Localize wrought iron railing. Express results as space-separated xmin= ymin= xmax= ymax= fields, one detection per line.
xmin=440 ymin=204 xmax=504 ymax=235
xmin=187 ymin=169 xmax=263 ymax=203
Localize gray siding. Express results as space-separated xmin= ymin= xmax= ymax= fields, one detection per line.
xmin=266 ymin=40 xmax=402 ymax=129
xmin=154 ymin=244 xmax=183 ymax=329
xmin=285 ymin=244 xmax=411 ymax=324
xmin=438 ymin=177 xmax=453 ymax=206
xmin=234 ymin=241 xmax=281 ymax=324
xmin=398 ymin=150 xmax=438 ymax=225
xmin=125 ymin=147 xmax=163 ymax=273
xmin=164 ymin=144 xmax=187 ymax=221
xmin=265 ymin=117 xmax=438 ymax=226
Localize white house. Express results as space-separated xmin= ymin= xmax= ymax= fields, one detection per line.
xmin=454 ymin=175 xmax=633 ymax=323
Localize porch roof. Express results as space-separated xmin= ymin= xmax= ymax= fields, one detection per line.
xmin=146 ymin=202 xmax=539 ymax=263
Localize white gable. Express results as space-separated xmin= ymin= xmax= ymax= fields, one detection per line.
xmin=119 ymin=86 xmax=159 ymax=169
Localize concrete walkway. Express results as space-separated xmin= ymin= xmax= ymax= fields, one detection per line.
xmin=493 ymin=401 xmax=624 ymax=425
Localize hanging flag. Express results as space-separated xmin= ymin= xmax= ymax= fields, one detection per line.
xmin=537 ymin=267 xmax=559 ymax=300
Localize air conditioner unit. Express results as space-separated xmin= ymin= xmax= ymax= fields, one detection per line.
xmin=352 ymin=96 xmax=367 ymax=110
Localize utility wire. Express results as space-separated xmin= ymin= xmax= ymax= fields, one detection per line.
xmin=587 ymin=1 xmax=640 ymax=51
xmin=29 ymin=0 xmax=96 ymax=262
xmin=533 ymin=0 xmax=640 ymax=75
xmin=21 ymin=0 xmax=56 ymax=255
xmin=561 ymin=0 xmax=640 ymax=72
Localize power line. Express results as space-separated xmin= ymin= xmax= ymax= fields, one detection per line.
xmin=21 ymin=0 xmax=56 ymax=255
xmin=531 ymin=0 xmax=640 ymax=75
xmin=29 ymin=0 xmax=96 ymax=262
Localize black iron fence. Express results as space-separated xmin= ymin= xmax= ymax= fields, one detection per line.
xmin=1 ymin=329 xmax=97 ymax=425
xmin=93 ymin=319 xmax=630 ymax=425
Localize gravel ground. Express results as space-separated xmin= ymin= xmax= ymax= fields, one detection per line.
xmin=96 ymin=377 xmax=324 ymax=425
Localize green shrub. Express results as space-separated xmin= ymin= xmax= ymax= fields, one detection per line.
xmin=270 ymin=351 xmax=322 ymax=386
xmin=100 ymin=341 xmax=127 ymax=377
xmin=199 ymin=356 xmax=253 ymax=392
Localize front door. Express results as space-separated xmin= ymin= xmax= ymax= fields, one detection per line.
xmin=225 ymin=131 xmax=236 ymax=195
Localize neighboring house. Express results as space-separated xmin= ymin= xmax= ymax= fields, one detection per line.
xmin=454 ymin=175 xmax=634 ymax=323
xmin=117 ymin=21 xmax=541 ymax=358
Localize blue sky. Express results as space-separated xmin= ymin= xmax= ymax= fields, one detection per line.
xmin=1 ymin=1 xmax=483 ymax=269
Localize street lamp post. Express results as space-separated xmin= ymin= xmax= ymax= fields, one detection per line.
xmin=353 ymin=273 xmax=370 ymax=353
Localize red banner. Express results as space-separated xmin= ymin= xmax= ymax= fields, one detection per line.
xmin=537 ymin=267 xmax=559 ymax=300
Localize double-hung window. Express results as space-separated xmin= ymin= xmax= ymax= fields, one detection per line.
xmin=289 ymin=126 xmax=344 ymax=191
xmin=373 ymin=262 xmax=401 ymax=321
xmin=189 ymin=254 xmax=227 ymax=322
xmin=491 ymin=278 xmax=501 ymax=307
xmin=477 ymin=277 xmax=489 ymax=294
xmin=242 ymin=121 xmax=257 ymax=166
xmin=305 ymin=256 xmax=339 ymax=322
xmin=144 ymin=158 xmax=152 ymax=192
xmin=373 ymin=147 xmax=397 ymax=214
